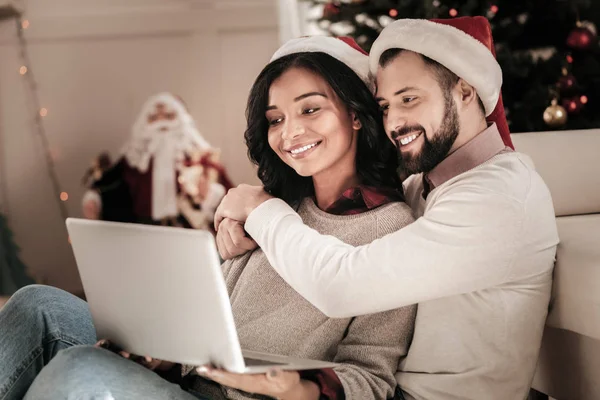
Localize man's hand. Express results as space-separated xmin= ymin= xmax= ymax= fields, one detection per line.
xmin=214 ymin=184 xmax=273 ymax=231
xmin=196 ymin=366 xmax=319 ymax=400
xmin=95 ymin=339 xmax=174 ymax=372
xmin=216 ymin=218 xmax=258 ymax=260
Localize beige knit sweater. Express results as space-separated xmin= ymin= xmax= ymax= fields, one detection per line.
xmin=187 ymin=198 xmax=416 ymax=400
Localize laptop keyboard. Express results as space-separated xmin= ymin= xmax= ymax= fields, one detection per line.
xmin=243 ymin=357 xmax=288 ymax=367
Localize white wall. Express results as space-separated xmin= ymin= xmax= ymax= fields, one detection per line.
xmin=0 ymin=0 xmax=279 ymax=292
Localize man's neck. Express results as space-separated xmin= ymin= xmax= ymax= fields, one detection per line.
xmin=449 ymin=118 xmax=489 ymax=154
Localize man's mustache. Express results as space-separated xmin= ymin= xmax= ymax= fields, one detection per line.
xmin=391 ymin=125 xmax=425 ymax=141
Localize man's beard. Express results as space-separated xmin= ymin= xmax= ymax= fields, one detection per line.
xmin=395 ymin=95 xmax=460 ymax=176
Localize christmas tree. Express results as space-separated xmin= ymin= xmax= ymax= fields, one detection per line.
xmin=0 ymin=214 xmax=34 ymax=295
xmin=307 ymin=0 xmax=600 ymax=133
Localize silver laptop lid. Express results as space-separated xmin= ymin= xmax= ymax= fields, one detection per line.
xmin=66 ymin=218 xmax=245 ymax=371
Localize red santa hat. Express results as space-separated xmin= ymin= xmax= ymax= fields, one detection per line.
xmin=270 ymin=36 xmax=371 ymax=85
xmin=369 ymin=16 xmax=513 ymax=149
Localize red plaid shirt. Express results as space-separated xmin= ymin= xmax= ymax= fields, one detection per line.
xmin=301 ymin=184 xmax=403 ymax=399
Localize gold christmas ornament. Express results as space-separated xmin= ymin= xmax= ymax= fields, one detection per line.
xmin=543 ymin=99 xmax=567 ymax=128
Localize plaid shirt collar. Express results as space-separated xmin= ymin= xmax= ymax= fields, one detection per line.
xmin=324 ymin=185 xmax=404 ymax=216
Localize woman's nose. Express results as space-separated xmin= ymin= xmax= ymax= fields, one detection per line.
xmin=282 ymin=121 xmax=305 ymax=140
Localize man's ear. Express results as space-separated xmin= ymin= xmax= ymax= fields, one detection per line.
xmin=351 ymin=112 xmax=362 ymax=130
xmin=456 ymin=79 xmax=478 ymax=109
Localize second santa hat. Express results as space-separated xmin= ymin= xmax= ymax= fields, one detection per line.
xmin=369 ymin=16 xmax=513 ymax=149
xmin=369 ymin=17 xmax=502 ymax=117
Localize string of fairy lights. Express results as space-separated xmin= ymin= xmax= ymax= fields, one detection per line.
xmin=1 ymin=2 xmax=70 ymax=223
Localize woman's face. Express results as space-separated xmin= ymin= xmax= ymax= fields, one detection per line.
xmin=266 ymin=67 xmax=359 ymax=178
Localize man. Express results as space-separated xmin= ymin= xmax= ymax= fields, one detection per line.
xmin=82 ymin=92 xmax=230 ymax=228
xmin=214 ymin=17 xmax=559 ymax=399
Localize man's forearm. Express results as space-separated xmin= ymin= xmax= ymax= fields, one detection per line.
xmin=245 ymin=190 xmax=522 ymax=317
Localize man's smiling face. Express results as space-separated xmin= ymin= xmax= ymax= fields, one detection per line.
xmin=375 ymin=50 xmax=460 ymax=175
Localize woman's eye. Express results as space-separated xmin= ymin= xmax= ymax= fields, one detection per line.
xmin=379 ymin=104 xmax=389 ymax=114
xmin=403 ymin=96 xmax=417 ymax=104
xmin=303 ymin=107 xmax=320 ymax=115
xmin=268 ymin=117 xmax=283 ymax=126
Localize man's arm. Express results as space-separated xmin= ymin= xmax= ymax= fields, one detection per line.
xmin=244 ymin=184 xmax=524 ymax=318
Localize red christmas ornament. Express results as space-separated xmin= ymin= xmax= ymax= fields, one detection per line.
xmin=562 ymin=96 xmax=585 ymax=114
xmin=557 ymin=74 xmax=577 ymax=91
xmin=323 ymin=3 xmax=341 ymax=19
xmin=567 ymin=24 xmax=597 ymax=50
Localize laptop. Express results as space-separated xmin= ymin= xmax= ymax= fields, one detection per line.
xmin=66 ymin=218 xmax=337 ymax=374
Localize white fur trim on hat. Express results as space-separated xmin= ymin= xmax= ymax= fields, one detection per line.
xmin=369 ymin=19 xmax=502 ymax=116
xmin=270 ymin=36 xmax=370 ymax=85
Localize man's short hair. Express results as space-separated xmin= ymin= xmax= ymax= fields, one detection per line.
xmin=378 ymin=48 xmax=486 ymax=115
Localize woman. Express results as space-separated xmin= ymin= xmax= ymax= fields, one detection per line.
xmin=0 ymin=37 xmax=415 ymax=400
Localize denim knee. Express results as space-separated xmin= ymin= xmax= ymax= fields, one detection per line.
xmin=6 ymin=284 xmax=95 ymax=346
xmin=9 ymin=285 xmax=72 ymax=310
xmin=24 ymin=346 xmax=120 ymax=399
xmin=48 ymin=346 xmax=101 ymax=370
xmin=40 ymin=346 xmax=116 ymax=383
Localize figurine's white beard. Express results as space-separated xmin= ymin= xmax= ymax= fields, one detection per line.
xmin=123 ymin=122 xmax=199 ymax=172
xmin=124 ymin=124 xmax=196 ymax=220
xmin=151 ymin=132 xmax=179 ymax=220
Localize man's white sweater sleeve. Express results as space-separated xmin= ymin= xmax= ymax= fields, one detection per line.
xmin=245 ymin=184 xmax=524 ymax=318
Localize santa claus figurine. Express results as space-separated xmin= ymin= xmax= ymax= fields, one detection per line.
xmin=82 ymin=93 xmax=232 ymax=230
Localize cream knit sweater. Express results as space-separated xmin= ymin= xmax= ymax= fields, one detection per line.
xmin=188 ymin=198 xmax=416 ymax=400
xmin=244 ymin=152 xmax=559 ymax=399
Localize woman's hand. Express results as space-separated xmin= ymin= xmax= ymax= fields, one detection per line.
xmin=216 ymin=218 xmax=258 ymax=260
xmin=196 ymin=366 xmax=319 ymax=400
xmin=214 ymin=184 xmax=273 ymax=231
xmin=95 ymin=339 xmax=175 ymax=372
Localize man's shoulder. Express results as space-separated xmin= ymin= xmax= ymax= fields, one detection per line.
xmin=446 ymin=151 xmax=544 ymax=205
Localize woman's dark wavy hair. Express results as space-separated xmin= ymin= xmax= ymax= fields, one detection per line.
xmin=245 ymin=52 xmax=403 ymax=206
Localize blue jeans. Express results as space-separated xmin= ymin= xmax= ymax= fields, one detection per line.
xmin=0 ymin=285 xmax=210 ymax=400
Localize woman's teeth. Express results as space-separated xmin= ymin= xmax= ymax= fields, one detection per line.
xmin=400 ymin=133 xmax=420 ymax=146
xmin=290 ymin=142 xmax=319 ymax=155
